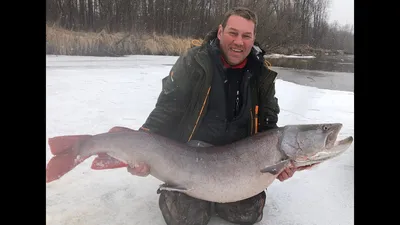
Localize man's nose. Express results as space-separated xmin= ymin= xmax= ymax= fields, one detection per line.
xmin=232 ymin=36 xmax=244 ymax=46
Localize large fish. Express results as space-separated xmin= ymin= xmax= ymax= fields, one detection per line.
xmin=46 ymin=123 xmax=353 ymax=203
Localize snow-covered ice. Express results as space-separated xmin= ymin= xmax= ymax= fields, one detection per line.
xmin=264 ymin=53 xmax=316 ymax=59
xmin=46 ymin=55 xmax=354 ymax=225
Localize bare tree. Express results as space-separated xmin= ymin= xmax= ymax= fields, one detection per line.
xmin=46 ymin=0 xmax=353 ymax=52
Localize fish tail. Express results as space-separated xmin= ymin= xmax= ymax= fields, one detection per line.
xmin=46 ymin=135 xmax=92 ymax=183
xmin=48 ymin=135 xmax=92 ymax=155
xmin=46 ymin=127 xmax=133 ymax=182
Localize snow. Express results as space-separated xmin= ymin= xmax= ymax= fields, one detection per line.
xmin=46 ymin=55 xmax=354 ymax=225
xmin=264 ymin=53 xmax=316 ymax=59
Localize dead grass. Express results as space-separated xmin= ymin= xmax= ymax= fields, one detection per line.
xmin=46 ymin=24 xmax=199 ymax=57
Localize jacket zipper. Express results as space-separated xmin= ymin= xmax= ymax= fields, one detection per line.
xmin=188 ymin=86 xmax=211 ymax=141
xmin=250 ymin=108 xmax=254 ymax=135
xmin=254 ymin=105 xmax=259 ymax=134
xmin=187 ymin=52 xmax=210 ymax=142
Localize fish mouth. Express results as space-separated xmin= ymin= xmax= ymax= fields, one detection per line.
xmin=294 ymin=135 xmax=354 ymax=167
xmin=324 ymin=123 xmax=342 ymax=149
xmin=316 ymin=136 xmax=353 ymax=161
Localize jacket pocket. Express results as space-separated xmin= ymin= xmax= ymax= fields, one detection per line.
xmin=162 ymin=75 xmax=178 ymax=95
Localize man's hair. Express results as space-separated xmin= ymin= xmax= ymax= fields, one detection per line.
xmin=220 ymin=7 xmax=258 ymax=34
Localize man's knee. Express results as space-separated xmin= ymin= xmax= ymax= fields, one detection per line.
xmin=158 ymin=190 xmax=212 ymax=225
xmin=215 ymin=191 xmax=266 ymax=225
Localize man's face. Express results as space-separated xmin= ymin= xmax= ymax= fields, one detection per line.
xmin=217 ymin=15 xmax=255 ymax=66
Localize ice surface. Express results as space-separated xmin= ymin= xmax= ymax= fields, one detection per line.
xmin=264 ymin=53 xmax=316 ymax=59
xmin=46 ymin=55 xmax=354 ymax=225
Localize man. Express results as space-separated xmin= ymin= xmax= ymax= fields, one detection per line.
xmin=124 ymin=7 xmax=310 ymax=225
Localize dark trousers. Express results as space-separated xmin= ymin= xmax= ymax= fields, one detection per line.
xmin=158 ymin=190 xmax=266 ymax=225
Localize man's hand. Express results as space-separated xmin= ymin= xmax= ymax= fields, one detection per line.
xmin=127 ymin=162 xmax=151 ymax=177
xmin=277 ymin=162 xmax=320 ymax=182
xmin=277 ymin=165 xmax=296 ymax=182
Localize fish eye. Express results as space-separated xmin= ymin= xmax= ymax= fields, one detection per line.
xmin=322 ymin=125 xmax=329 ymax=131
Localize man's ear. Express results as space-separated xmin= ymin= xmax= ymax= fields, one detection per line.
xmin=217 ymin=24 xmax=223 ymax=40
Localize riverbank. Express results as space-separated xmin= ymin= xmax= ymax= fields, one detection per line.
xmin=264 ymin=54 xmax=354 ymax=73
xmin=46 ymin=25 xmax=353 ymax=73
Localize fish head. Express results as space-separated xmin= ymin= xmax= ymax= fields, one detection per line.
xmin=280 ymin=123 xmax=353 ymax=167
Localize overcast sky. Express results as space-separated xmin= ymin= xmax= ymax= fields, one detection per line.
xmin=327 ymin=0 xmax=354 ymax=26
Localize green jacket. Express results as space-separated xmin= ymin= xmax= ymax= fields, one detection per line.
xmin=141 ymin=39 xmax=280 ymax=143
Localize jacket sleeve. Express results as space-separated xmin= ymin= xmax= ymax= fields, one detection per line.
xmin=258 ymin=69 xmax=280 ymax=132
xmin=141 ymin=53 xmax=195 ymax=141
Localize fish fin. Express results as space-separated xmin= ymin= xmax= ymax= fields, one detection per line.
xmin=88 ymin=127 xmax=131 ymax=170
xmin=108 ymin=126 xmax=136 ymax=133
xmin=91 ymin=153 xmax=128 ymax=170
xmin=187 ymin=140 xmax=214 ymax=147
xmin=46 ymin=135 xmax=92 ymax=183
xmin=260 ymin=160 xmax=290 ymax=175
xmin=157 ymin=183 xmax=188 ymax=194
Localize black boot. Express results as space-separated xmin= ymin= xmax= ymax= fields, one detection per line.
xmin=214 ymin=191 xmax=266 ymax=225
xmin=158 ymin=190 xmax=212 ymax=225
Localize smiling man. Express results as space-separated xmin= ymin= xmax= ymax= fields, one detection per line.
xmin=218 ymin=14 xmax=255 ymax=66
xmin=124 ymin=7 xmax=306 ymax=225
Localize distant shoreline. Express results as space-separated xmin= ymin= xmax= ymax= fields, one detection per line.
xmin=46 ymin=24 xmax=353 ymax=73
